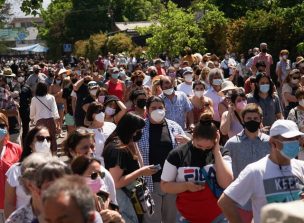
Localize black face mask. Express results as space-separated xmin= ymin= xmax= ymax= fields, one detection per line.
xmin=136 ymin=99 xmax=146 ymax=109
xmin=135 ymin=80 xmax=143 ymax=86
xmin=149 ymin=70 xmax=157 ymax=78
xmin=261 ymin=48 xmax=267 ymax=53
xmin=133 ymin=131 xmax=143 ymax=142
xmin=244 ymin=120 xmax=260 ymax=133
xmin=71 ymin=78 xmax=78 ymax=84
xmin=83 ymin=80 xmax=90 ymax=85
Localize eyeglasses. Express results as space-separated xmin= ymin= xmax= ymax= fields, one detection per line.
xmin=36 ymin=135 xmax=51 ymax=142
xmin=90 ymin=171 xmax=105 ymax=180
xmin=0 ymin=123 xmax=7 ymax=129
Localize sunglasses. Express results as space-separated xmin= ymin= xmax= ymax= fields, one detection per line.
xmin=91 ymin=171 xmax=105 ymax=180
xmin=36 ymin=135 xmax=51 ymax=142
xmin=0 ymin=123 xmax=6 ymax=129
xmin=292 ymin=76 xmax=300 ymax=80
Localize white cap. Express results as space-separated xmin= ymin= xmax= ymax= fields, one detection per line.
xmin=269 ymin=120 xmax=304 ymax=138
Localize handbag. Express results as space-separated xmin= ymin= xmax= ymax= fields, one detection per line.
xmin=122 ymin=177 xmax=155 ymax=216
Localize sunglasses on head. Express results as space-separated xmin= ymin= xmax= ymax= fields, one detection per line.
xmin=0 ymin=123 xmax=6 ymax=129
xmin=36 ymin=135 xmax=51 ymax=142
xmin=91 ymin=171 xmax=105 ymax=180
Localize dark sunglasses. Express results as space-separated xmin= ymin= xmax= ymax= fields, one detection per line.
xmin=91 ymin=171 xmax=105 ymax=180
xmin=292 ymin=76 xmax=300 ymax=80
xmin=36 ymin=135 xmax=51 ymax=142
xmin=0 ymin=123 xmax=7 ymax=129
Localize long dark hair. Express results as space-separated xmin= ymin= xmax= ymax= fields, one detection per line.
xmin=253 ymin=73 xmax=275 ymax=100
xmin=193 ymin=112 xmax=217 ymax=141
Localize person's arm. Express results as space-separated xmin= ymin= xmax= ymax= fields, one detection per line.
xmin=218 ymin=193 xmax=244 ymax=223
xmin=71 ymin=95 xmax=76 ymax=116
xmin=51 ymin=96 xmax=60 ymax=120
xmin=284 ymin=92 xmax=298 ymax=103
xmin=218 ymin=101 xmax=228 ymax=118
xmin=220 ymin=110 xmax=233 ymax=136
xmin=121 ymin=81 xmax=126 ymax=102
xmin=30 ymin=98 xmax=36 ymax=121
xmin=73 ymin=78 xmax=84 ymax=91
xmin=113 ymin=101 xmax=127 ymax=124
xmin=109 ymin=165 xmax=157 ymax=189
xmin=276 ymin=63 xmax=282 ymax=84
xmin=4 ymin=182 xmax=16 ymax=218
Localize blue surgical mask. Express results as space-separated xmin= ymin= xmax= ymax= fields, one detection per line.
xmin=112 ymin=73 xmax=119 ymax=79
xmin=280 ymin=140 xmax=300 ymax=159
xmin=259 ymin=84 xmax=270 ymax=93
xmin=212 ymin=79 xmax=222 ymax=86
xmin=0 ymin=128 xmax=7 ymax=141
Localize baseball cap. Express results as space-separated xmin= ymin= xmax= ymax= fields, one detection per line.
xmin=87 ymin=81 xmax=98 ymax=89
xmin=182 ymin=67 xmax=193 ymax=76
xmin=112 ymin=67 xmax=119 ymax=73
xmin=269 ymin=120 xmax=304 ymax=138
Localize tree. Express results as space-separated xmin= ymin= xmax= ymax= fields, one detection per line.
xmin=107 ymin=33 xmax=133 ymax=54
xmin=140 ymin=1 xmax=205 ymax=58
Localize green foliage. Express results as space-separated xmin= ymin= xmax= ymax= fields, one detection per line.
xmin=107 ymin=33 xmax=134 ymax=54
xmin=0 ymin=43 xmax=8 ymax=54
xmin=21 ymin=0 xmax=44 ymax=16
xmin=140 ymin=1 xmax=206 ymax=58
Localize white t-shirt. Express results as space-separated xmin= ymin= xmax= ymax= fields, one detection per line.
xmin=177 ymin=82 xmax=193 ymax=97
xmin=89 ymin=122 xmax=116 ymax=166
xmin=224 ymin=155 xmax=304 ymax=223
xmin=5 ymin=163 xmax=31 ymax=209
xmin=100 ymin=165 xmax=117 ymax=205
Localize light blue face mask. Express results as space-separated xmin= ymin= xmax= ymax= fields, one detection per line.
xmin=0 ymin=128 xmax=7 ymax=141
xmin=280 ymin=140 xmax=300 ymax=159
xmin=112 ymin=73 xmax=120 ymax=79
xmin=259 ymin=84 xmax=270 ymax=93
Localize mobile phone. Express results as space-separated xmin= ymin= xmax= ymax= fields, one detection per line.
xmin=152 ymin=164 xmax=162 ymax=171
xmin=195 ymin=181 xmax=206 ymax=186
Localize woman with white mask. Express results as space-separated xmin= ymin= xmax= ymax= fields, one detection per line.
xmin=85 ymin=102 xmax=116 ymax=165
xmin=137 ymin=96 xmax=190 ymax=223
xmin=103 ymin=95 xmax=127 ymax=124
xmin=4 ymin=126 xmax=52 ymax=218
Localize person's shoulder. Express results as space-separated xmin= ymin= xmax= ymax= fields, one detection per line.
xmin=7 ymin=141 xmax=22 ymax=151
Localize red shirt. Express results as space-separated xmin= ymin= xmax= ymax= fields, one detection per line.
xmin=0 ymin=141 xmax=22 ymax=209
xmin=106 ymin=80 xmax=124 ymax=101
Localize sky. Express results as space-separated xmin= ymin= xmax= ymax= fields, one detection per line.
xmin=7 ymin=0 xmax=51 ymax=17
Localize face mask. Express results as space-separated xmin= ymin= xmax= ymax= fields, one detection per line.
xmin=261 ymin=48 xmax=267 ymax=53
xmin=133 ymin=131 xmax=143 ymax=142
xmin=212 ymin=79 xmax=222 ymax=86
xmin=236 ymin=101 xmax=247 ymax=110
xmin=105 ymin=106 xmax=116 ymax=116
xmin=150 ymin=109 xmax=165 ymax=123
xmin=280 ymin=140 xmax=300 ymax=159
xmin=244 ymin=120 xmax=260 ymax=133
xmin=136 ymin=99 xmax=146 ymax=109
xmin=95 ymin=112 xmax=105 ymax=123
xmin=17 ymin=77 xmax=24 ymax=83
xmin=291 ymin=78 xmax=299 ymax=84
xmin=90 ymin=89 xmax=98 ymax=96
xmin=0 ymin=128 xmax=7 ymax=141
xmin=55 ymin=80 xmax=61 ymax=85
xmin=34 ymin=139 xmax=51 ymax=154
xmin=282 ymin=55 xmax=288 ymax=60
xmin=163 ymin=88 xmax=174 ymax=95
xmin=299 ymin=99 xmax=304 ymax=107
xmin=194 ymin=90 xmax=204 ymax=98
xmin=135 ymin=80 xmax=143 ymax=86
xmin=184 ymin=75 xmax=193 ymax=82
xmin=86 ymin=177 xmax=103 ymax=193
xmin=241 ymin=59 xmax=245 ymax=63
xmin=168 ymin=72 xmax=176 ymax=78
xmin=98 ymin=95 xmax=105 ymax=104
xmin=112 ymin=73 xmax=119 ymax=79
xmin=259 ymin=84 xmax=270 ymax=93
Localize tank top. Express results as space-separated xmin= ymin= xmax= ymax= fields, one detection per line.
xmin=107 ymin=80 xmax=124 ymax=101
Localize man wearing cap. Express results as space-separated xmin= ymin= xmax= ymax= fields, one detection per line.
xmin=26 ymin=65 xmax=47 ymax=93
xmin=218 ymin=119 xmax=304 ymax=223
xmin=177 ymin=67 xmax=194 ymax=97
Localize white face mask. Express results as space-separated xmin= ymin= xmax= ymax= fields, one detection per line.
xmin=299 ymin=99 xmax=304 ymax=107
xmin=105 ymin=106 xmax=116 ymax=116
xmin=291 ymin=78 xmax=299 ymax=84
xmin=95 ymin=112 xmax=105 ymax=123
xmin=212 ymin=79 xmax=222 ymax=86
xmin=150 ymin=109 xmax=165 ymax=123
xmin=90 ymin=89 xmax=98 ymax=96
xmin=184 ymin=75 xmax=193 ymax=83
xmin=34 ymin=139 xmax=51 ymax=155
xmin=163 ymin=88 xmax=174 ymax=95
xmin=282 ymin=55 xmax=288 ymax=60
xmin=17 ymin=77 xmax=24 ymax=83
xmin=194 ymin=90 xmax=204 ymax=98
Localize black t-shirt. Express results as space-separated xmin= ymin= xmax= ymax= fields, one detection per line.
xmin=149 ymin=122 xmax=173 ymax=182
xmin=103 ymin=139 xmax=140 ymax=176
xmin=62 ymin=84 xmax=73 ymax=115
xmin=19 ymin=84 xmax=32 ymax=111
xmin=75 ymin=84 xmax=93 ymax=127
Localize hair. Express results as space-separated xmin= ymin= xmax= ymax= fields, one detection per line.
xmin=192 ymin=80 xmax=206 ymax=90
xmin=253 ymin=72 xmax=275 ymax=99
xmin=200 ymin=67 xmax=210 ymax=81
xmin=131 ymin=70 xmax=145 ymax=82
xmin=35 ymin=158 xmax=72 ymax=189
xmin=280 ymin=49 xmax=289 ymax=55
xmin=284 ymin=69 xmax=300 ymax=84
xmin=63 ymin=129 xmax=94 ymax=159
xmin=230 ymin=87 xmax=246 ymax=104
xmin=146 ymin=96 xmax=165 ymax=109
xmin=104 ymin=113 xmax=145 ymax=147
xmin=295 ymin=87 xmax=304 ymax=99
xmin=62 ymin=77 xmax=71 ymax=89
xmin=241 ymin=103 xmax=263 ymax=119
xmin=86 ymin=102 xmax=103 ymax=122
xmin=129 ymin=89 xmax=146 ymax=103
xmin=21 ymin=126 xmax=50 ymax=162
xmin=42 ymin=175 xmax=95 ymax=223
xmin=71 ymin=155 xmax=101 ymax=176
xmin=0 ymin=112 xmax=9 ymax=129
xmin=35 ymin=82 xmax=48 ymax=97
xmin=255 ymin=60 xmax=266 ymax=69
xmin=96 ymin=87 xmax=108 ymax=97
xmin=193 ymin=112 xmax=217 ymax=140
xmin=208 ymin=68 xmax=223 ymax=84
xmin=20 ymin=153 xmax=52 ymax=195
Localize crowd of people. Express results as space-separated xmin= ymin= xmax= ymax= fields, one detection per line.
xmin=1 ymin=42 xmax=304 ymax=223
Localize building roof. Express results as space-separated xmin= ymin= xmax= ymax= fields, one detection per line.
xmin=115 ymin=21 xmax=154 ymax=32
xmin=10 ymin=17 xmax=43 ymax=24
